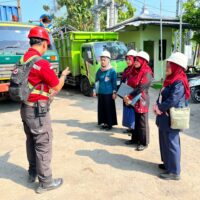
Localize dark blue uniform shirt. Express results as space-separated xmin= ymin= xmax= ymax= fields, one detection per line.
xmin=156 ymin=81 xmax=186 ymax=131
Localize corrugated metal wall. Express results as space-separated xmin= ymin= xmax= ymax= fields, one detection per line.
xmin=0 ymin=5 xmax=19 ymax=22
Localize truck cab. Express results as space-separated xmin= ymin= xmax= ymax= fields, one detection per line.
xmin=0 ymin=22 xmax=59 ymax=98
xmin=80 ymin=41 xmax=127 ymax=95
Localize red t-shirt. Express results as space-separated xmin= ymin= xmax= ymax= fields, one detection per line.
xmin=23 ymin=48 xmax=59 ymax=102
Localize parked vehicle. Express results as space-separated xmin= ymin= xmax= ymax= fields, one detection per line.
xmin=0 ymin=6 xmax=59 ymax=99
xmin=186 ymin=43 xmax=200 ymax=103
xmin=187 ymin=68 xmax=200 ymax=103
xmin=53 ymin=30 xmax=127 ymax=96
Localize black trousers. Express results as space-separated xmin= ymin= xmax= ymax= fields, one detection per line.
xmin=131 ymin=112 xmax=149 ymax=146
xmin=20 ymin=104 xmax=53 ymax=185
xmin=98 ymin=94 xmax=118 ymax=127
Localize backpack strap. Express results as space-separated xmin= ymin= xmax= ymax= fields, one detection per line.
xmin=20 ymin=55 xmax=51 ymax=98
xmin=19 ymin=55 xmax=42 ymax=65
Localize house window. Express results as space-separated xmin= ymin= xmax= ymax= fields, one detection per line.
xmin=159 ymin=40 xmax=167 ymax=61
xmin=126 ymin=42 xmax=136 ymax=50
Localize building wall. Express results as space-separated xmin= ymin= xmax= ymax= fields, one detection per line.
xmin=118 ymin=25 xmax=173 ymax=81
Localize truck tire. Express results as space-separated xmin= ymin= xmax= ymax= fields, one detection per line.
xmin=191 ymin=86 xmax=200 ymax=103
xmin=80 ymin=77 xmax=93 ymax=97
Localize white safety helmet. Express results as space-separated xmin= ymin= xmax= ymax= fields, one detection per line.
xmin=126 ymin=49 xmax=137 ymax=57
xmin=166 ymin=52 xmax=188 ymax=70
xmin=136 ymin=51 xmax=150 ymax=63
xmin=100 ymin=51 xmax=111 ymax=59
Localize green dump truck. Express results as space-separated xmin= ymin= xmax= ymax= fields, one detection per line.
xmin=0 ymin=22 xmax=59 ymax=99
xmin=54 ymin=31 xmax=128 ymax=96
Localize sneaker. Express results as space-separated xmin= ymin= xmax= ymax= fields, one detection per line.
xmin=159 ymin=173 xmax=180 ymax=180
xmin=36 ymin=178 xmax=63 ymax=194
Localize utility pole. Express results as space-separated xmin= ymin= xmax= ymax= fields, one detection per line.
xmin=109 ymin=0 xmax=115 ymax=27
xmin=160 ymin=0 xmax=164 ymax=80
xmin=179 ymin=0 xmax=183 ymax=52
xmin=176 ymin=0 xmax=179 ymax=17
xmin=17 ymin=0 xmax=21 ymax=21
xmin=94 ymin=0 xmax=101 ymax=32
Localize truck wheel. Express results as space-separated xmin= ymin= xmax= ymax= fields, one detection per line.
xmin=191 ymin=86 xmax=200 ymax=103
xmin=80 ymin=77 xmax=93 ymax=97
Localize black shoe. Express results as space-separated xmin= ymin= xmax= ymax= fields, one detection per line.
xmin=105 ymin=126 xmax=112 ymax=131
xmin=159 ymin=173 xmax=180 ymax=180
xmin=158 ymin=164 xmax=166 ymax=170
xmin=100 ymin=125 xmax=106 ymax=130
xmin=123 ymin=129 xmax=132 ymax=134
xmin=36 ymin=178 xmax=63 ymax=194
xmin=136 ymin=145 xmax=148 ymax=151
xmin=28 ymin=173 xmax=37 ymax=183
xmin=125 ymin=140 xmax=136 ymax=145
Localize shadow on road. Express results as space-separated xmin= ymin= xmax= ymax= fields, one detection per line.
xmin=67 ymin=131 xmax=128 ymax=147
xmin=0 ymin=152 xmax=35 ymax=190
xmin=0 ymin=100 xmax=20 ymax=114
xmin=52 ymin=119 xmax=125 ymax=134
xmin=76 ymin=149 xmax=159 ymax=176
xmin=52 ymin=119 xmax=98 ymax=131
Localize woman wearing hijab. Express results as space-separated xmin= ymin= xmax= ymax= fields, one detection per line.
xmin=93 ymin=50 xmax=117 ymax=131
xmin=124 ymin=51 xmax=153 ymax=151
xmin=121 ymin=50 xmax=137 ymax=134
xmin=153 ymin=52 xmax=190 ymax=180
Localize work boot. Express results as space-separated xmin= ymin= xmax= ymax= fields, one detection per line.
xmin=28 ymin=173 xmax=37 ymax=183
xmin=36 ymin=178 xmax=63 ymax=194
xmin=159 ymin=173 xmax=180 ymax=180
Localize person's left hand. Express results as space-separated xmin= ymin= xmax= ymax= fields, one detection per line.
xmin=112 ymin=93 xmax=117 ymax=100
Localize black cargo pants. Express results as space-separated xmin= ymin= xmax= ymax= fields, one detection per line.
xmin=20 ymin=103 xmax=53 ymax=185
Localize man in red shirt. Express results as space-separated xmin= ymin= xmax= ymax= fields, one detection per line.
xmin=20 ymin=26 xmax=70 ymax=194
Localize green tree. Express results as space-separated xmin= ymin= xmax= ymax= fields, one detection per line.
xmin=54 ymin=0 xmax=135 ymax=31
xmin=183 ymin=0 xmax=200 ymax=43
xmin=116 ymin=0 xmax=135 ymax=22
xmin=56 ymin=0 xmax=94 ymax=31
xmin=43 ymin=5 xmax=50 ymax=12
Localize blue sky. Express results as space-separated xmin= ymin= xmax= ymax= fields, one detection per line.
xmin=0 ymin=0 xmax=185 ymax=22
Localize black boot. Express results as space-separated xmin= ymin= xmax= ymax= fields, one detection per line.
xmin=36 ymin=178 xmax=63 ymax=194
xmin=28 ymin=173 xmax=37 ymax=183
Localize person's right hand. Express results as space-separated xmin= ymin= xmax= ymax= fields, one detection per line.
xmin=62 ymin=67 xmax=70 ymax=76
xmin=93 ymin=92 xmax=97 ymax=97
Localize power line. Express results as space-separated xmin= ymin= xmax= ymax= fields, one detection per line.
xmin=133 ymin=0 xmax=176 ymax=14
xmin=0 ymin=0 xmax=16 ymax=4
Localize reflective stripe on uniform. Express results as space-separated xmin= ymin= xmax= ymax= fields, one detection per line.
xmin=20 ymin=55 xmax=39 ymax=64
xmin=28 ymin=82 xmax=50 ymax=97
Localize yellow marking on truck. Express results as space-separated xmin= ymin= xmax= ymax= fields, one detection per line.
xmin=0 ymin=23 xmax=35 ymax=28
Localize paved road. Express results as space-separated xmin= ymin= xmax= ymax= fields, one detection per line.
xmin=0 ymin=87 xmax=199 ymax=200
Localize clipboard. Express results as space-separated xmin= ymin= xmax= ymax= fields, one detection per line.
xmin=117 ymin=83 xmax=134 ymax=98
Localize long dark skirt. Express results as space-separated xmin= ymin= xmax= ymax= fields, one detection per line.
xmin=98 ymin=94 xmax=118 ymax=127
xmin=131 ymin=112 xmax=149 ymax=146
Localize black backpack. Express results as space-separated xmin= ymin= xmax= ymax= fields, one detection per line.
xmin=9 ymin=55 xmax=42 ymax=102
